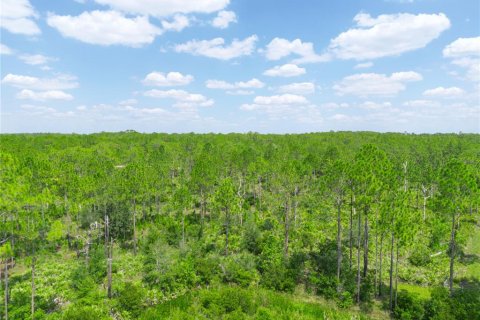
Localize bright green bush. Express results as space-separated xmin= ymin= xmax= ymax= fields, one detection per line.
xmin=117 ymin=282 xmax=144 ymax=318
xmin=393 ymin=290 xmax=425 ymax=320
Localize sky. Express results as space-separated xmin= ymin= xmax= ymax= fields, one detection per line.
xmin=0 ymin=0 xmax=479 ymax=134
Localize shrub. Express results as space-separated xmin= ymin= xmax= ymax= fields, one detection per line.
xmin=424 ymin=287 xmax=453 ymax=320
xmin=409 ymin=245 xmax=432 ymax=267
xmin=62 ymin=305 xmax=108 ymax=320
xmin=221 ymin=253 xmax=260 ymax=287
xmin=118 ymin=282 xmax=144 ymax=318
xmin=337 ymin=291 xmax=354 ymax=309
xmin=393 ymin=290 xmax=425 ymax=320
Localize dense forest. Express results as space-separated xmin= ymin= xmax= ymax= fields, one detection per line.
xmin=0 ymin=132 xmax=479 ymax=320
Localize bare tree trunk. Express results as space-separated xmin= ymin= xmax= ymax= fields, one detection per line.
xmin=449 ymin=212 xmax=456 ymax=295
xmin=31 ymin=256 xmax=35 ymax=320
xmin=65 ymin=194 xmax=72 ymax=249
xmin=389 ymin=230 xmax=395 ymax=311
xmin=356 ymin=208 xmax=362 ymax=304
xmin=394 ymin=242 xmax=399 ymax=308
xmin=363 ymin=212 xmax=369 ymax=278
xmin=284 ymin=198 xmax=290 ymax=256
xmin=349 ymin=193 xmax=354 ymax=268
xmin=225 ymin=207 xmax=230 ymax=256
xmin=379 ymin=234 xmax=384 ymax=297
xmin=104 ymin=206 xmax=109 ymax=257
xmin=4 ymin=259 xmax=8 ymax=320
xmin=133 ymin=198 xmax=137 ymax=255
xmin=107 ymin=239 xmax=113 ymax=299
xmin=294 ymin=186 xmax=299 ymax=228
xmin=336 ymin=201 xmax=342 ymax=292
xmin=257 ymin=176 xmax=262 ymax=209
xmin=86 ymin=230 xmax=91 ymax=266
xmin=374 ymin=210 xmax=378 ymax=298
xmin=423 ymin=197 xmax=427 ymax=221
xmin=200 ymin=189 xmax=205 ymax=237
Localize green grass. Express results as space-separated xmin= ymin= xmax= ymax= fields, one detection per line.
xmin=464 ymin=224 xmax=480 ymax=280
xmin=397 ymin=283 xmax=431 ymax=300
xmin=140 ymin=285 xmax=375 ymax=320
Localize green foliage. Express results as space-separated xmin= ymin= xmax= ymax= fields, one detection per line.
xmin=424 ymin=287 xmax=454 ymax=320
xmin=393 ymin=290 xmax=425 ymax=320
xmin=46 ymin=219 xmax=65 ymax=243
xmin=409 ymin=245 xmax=432 ymax=267
xmin=140 ymin=285 xmax=367 ymax=319
xmin=1 ymin=132 xmax=478 ymax=319
xmin=117 ymin=282 xmax=144 ymax=318
xmin=62 ymin=304 xmax=109 ymax=320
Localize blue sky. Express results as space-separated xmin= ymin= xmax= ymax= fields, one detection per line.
xmin=1 ymin=0 xmax=479 ymax=133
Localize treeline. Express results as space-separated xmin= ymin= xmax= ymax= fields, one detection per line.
xmin=0 ymin=132 xmax=479 ymax=319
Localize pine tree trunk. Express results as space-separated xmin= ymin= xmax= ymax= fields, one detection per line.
xmin=336 ymin=201 xmax=342 ymax=292
xmin=389 ymin=231 xmax=395 ymax=311
xmin=225 ymin=207 xmax=230 ymax=256
xmin=374 ymin=210 xmax=378 ymax=298
xmin=107 ymin=240 xmax=112 ymax=299
xmin=65 ymin=193 xmax=71 ymax=249
xmin=423 ymin=197 xmax=427 ymax=221
xmin=363 ymin=212 xmax=369 ymax=278
xmin=294 ymin=186 xmax=299 ymax=227
xmin=356 ymin=208 xmax=362 ymax=304
xmin=86 ymin=231 xmax=91 ymax=266
xmin=394 ymin=242 xmax=399 ymax=308
xmin=5 ymin=259 xmax=9 ymax=320
xmin=200 ymin=189 xmax=205 ymax=238
xmin=284 ymin=198 xmax=290 ymax=256
xmin=449 ymin=212 xmax=456 ymax=294
xmin=31 ymin=256 xmax=35 ymax=320
xmin=379 ymin=234 xmax=384 ymax=297
xmin=104 ymin=206 xmax=109 ymax=257
xmin=349 ymin=193 xmax=354 ymax=268
xmin=133 ymin=198 xmax=137 ymax=255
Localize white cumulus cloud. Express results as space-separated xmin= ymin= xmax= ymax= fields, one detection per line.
xmin=354 ymin=62 xmax=373 ymax=69
xmin=174 ymin=35 xmax=258 ymax=60
xmin=277 ymin=82 xmax=315 ymax=95
xmin=443 ymin=37 xmax=480 ymax=58
xmin=144 ymin=89 xmax=214 ymax=109
xmin=211 ymin=10 xmax=237 ymax=29
xmin=328 ymin=12 xmax=450 ymax=60
xmin=333 ymin=71 xmax=422 ymax=97
xmin=93 ymin=0 xmax=229 ymax=17
xmin=161 ymin=14 xmax=189 ymax=32
xmin=16 ymin=89 xmax=74 ymax=101
xmin=253 ymin=94 xmax=309 ymax=106
xmin=443 ymin=37 xmax=480 ymax=82
xmin=423 ymin=86 xmax=465 ymax=97
xmin=0 ymin=44 xmax=14 ymax=55
xmin=19 ymin=54 xmax=54 ymax=65
xmin=240 ymin=94 xmax=321 ymax=123
xmin=47 ymin=11 xmax=162 ymax=47
xmin=264 ymin=38 xmax=328 ymax=64
xmin=2 ymin=73 xmax=79 ymax=90
xmin=263 ymin=64 xmax=306 ymax=77
xmin=205 ymin=78 xmax=264 ymax=90
xmin=1 ymin=0 xmax=41 ymax=35
xmin=143 ymin=71 xmax=194 ymax=86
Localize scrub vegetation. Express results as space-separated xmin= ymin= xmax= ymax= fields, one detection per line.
xmin=1 ymin=131 xmax=479 ymax=319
